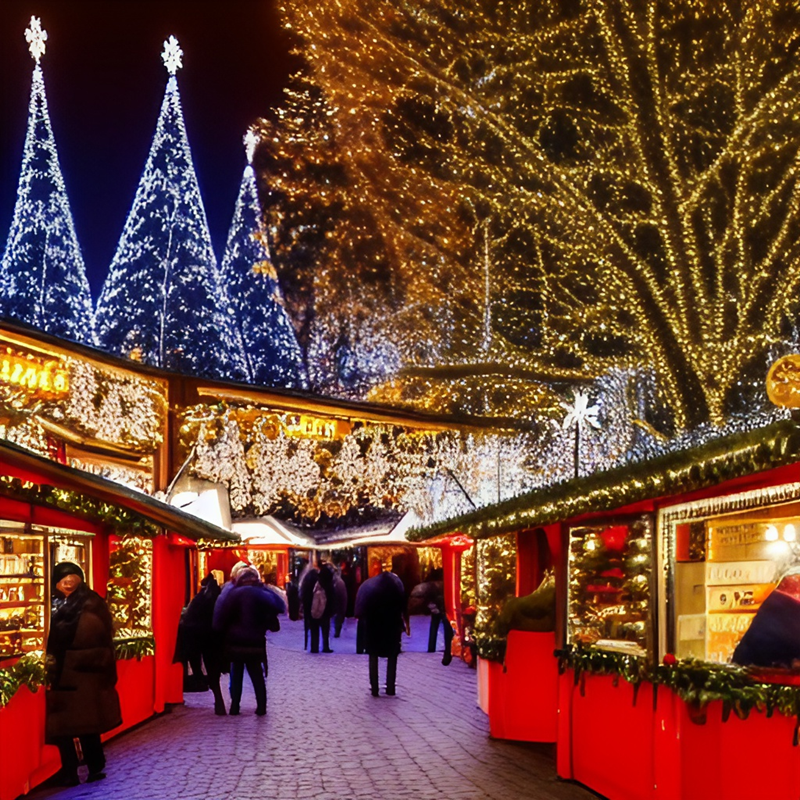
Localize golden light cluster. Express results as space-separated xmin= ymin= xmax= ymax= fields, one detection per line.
xmin=269 ymin=0 xmax=800 ymax=431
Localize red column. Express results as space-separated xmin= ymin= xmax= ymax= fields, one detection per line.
xmin=151 ymin=535 xmax=186 ymax=711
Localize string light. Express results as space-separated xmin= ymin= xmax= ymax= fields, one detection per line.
xmin=1 ymin=17 xmax=95 ymax=345
xmin=95 ymin=36 xmax=247 ymax=382
xmin=273 ymin=0 xmax=800 ymax=430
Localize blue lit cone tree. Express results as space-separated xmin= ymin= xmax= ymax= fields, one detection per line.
xmin=95 ymin=36 xmax=247 ymax=381
xmin=220 ymin=131 xmax=307 ymax=388
xmin=1 ymin=17 xmax=95 ymax=345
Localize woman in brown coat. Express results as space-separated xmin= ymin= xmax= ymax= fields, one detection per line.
xmin=45 ymin=562 xmax=121 ymax=786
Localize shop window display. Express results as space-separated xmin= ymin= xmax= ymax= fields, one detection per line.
xmin=0 ymin=525 xmax=89 ymax=660
xmin=665 ymin=486 xmax=800 ymax=669
xmin=567 ymin=516 xmax=653 ymax=657
xmin=107 ymin=536 xmax=153 ymax=640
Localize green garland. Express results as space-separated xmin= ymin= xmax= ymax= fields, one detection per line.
xmin=113 ymin=635 xmax=155 ymax=661
xmin=0 ymin=637 xmax=156 ymax=708
xmin=0 ymin=476 xmax=159 ymax=537
xmin=0 ymin=651 xmax=46 ymax=707
xmin=556 ymin=644 xmax=800 ymax=739
xmin=410 ymin=420 xmax=800 ymax=542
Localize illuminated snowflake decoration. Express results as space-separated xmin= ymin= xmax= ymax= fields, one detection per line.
xmin=25 ymin=16 xmax=47 ymax=63
xmin=244 ymin=129 xmax=259 ymax=165
xmin=161 ymin=35 xmax=183 ymax=75
xmin=562 ymin=391 xmax=601 ymax=431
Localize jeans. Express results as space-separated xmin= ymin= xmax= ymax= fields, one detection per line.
xmin=428 ymin=613 xmax=454 ymax=656
xmin=229 ymin=659 xmax=266 ymax=713
xmin=369 ymin=653 xmax=398 ymax=695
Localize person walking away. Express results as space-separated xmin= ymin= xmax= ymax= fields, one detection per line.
xmin=355 ymin=570 xmax=408 ymax=696
xmin=310 ymin=562 xmax=335 ymax=653
xmin=285 ymin=574 xmax=300 ymax=621
xmin=45 ymin=562 xmax=121 ymax=786
xmin=213 ymin=566 xmax=284 ymax=716
xmin=424 ymin=570 xmax=454 ymax=666
xmin=333 ymin=567 xmax=348 ymax=638
xmin=299 ymin=563 xmax=319 ymax=650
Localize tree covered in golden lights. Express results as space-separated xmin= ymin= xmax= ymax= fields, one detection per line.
xmin=266 ymin=0 xmax=800 ymax=430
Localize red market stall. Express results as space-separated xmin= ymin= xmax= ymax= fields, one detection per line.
xmin=0 ymin=440 xmax=237 ymax=800
xmin=411 ymin=419 xmax=800 ymax=800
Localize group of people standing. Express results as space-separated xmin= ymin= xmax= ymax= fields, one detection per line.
xmin=175 ymin=560 xmax=284 ymax=716
xmin=43 ymin=557 xmax=449 ymax=785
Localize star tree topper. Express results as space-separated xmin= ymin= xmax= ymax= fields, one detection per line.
xmin=162 ymin=35 xmax=183 ymax=75
xmin=25 ymin=16 xmax=48 ymax=63
xmin=244 ymin=129 xmax=260 ymax=165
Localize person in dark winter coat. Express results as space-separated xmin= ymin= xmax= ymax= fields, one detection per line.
xmin=45 ymin=562 xmax=121 ymax=786
xmin=333 ymin=568 xmax=348 ymax=638
xmin=213 ymin=567 xmax=284 ymax=716
xmin=309 ymin=562 xmax=336 ymax=653
xmin=299 ymin=564 xmax=319 ymax=651
xmin=173 ymin=573 xmax=221 ymax=691
xmin=355 ymin=570 xmax=408 ymax=696
xmin=173 ymin=573 xmax=227 ymax=713
xmin=423 ymin=571 xmax=453 ymax=666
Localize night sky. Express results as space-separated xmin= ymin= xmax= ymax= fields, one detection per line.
xmin=0 ymin=0 xmax=294 ymax=296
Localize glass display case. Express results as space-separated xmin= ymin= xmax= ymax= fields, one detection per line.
xmin=0 ymin=523 xmax=90 ymax=661
xmin=0 ymin=526 xmax=44 ymax=659
xmin=661 ymin=484 xmax=800 ymax=669
xmin=567 ymin=515 xmax=653 ymax=657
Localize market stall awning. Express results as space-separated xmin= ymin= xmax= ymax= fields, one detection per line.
xmin=282 ymin=510 xmax=422 ymax=550
xmin=231 ymin=517 xmax=316 ymax=548
xmin=409 ymin=419 xmax=800 ymax=542
xmin=0 ymin=438 xmax=238 ymax=542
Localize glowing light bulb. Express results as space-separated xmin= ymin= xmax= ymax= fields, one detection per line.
xmin=765 ymin=525 xmax=779 ymax=541
xmin=784 ymin=524 xmax=797 ymax=542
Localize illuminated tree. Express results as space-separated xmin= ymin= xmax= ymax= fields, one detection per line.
xmin=256 ymin=74 xmax=454 ymax=396
xmin=1 ymin=17 xmax=95 ymax=345
xmin=95 ymin=36 xmax=246 ymax=381
xmin=278 ymin=0 xmax=800 ymax=429
xmin=221 ymin=131 xmax=307 ymax=389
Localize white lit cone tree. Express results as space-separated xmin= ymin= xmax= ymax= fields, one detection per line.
xmin=95 ymin=36 xmax=247 ymax=381
xmin=1 ymin=17 xmax=95 ymax=345
xmin=220 ymin=130 xmax=307 ymax=389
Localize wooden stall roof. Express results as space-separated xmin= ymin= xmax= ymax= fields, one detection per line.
xmin=0 ymin=438 xmax=238 ymax=542
xmin=0 ymin=317 xmax=524 ymax=433
xmin=408 ymin=419 xmax=800 ymax=542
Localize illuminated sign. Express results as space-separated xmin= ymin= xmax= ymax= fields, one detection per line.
xmin=0 ymin=350 xmax=69 ymax=395
xmin=283 ymin=414 xmax=343 ymax=440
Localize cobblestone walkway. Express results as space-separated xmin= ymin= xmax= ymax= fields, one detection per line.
xmin=33 ymin=618 xmax=598 ymax=800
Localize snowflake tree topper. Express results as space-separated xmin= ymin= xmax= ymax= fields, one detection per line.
xmin=562 ymin=391 xmax=601 ymax=479
xmin=25 ymin=16 xmax=48 ymax=63
xmin=562 ymin=391 xmax=601 ymax=431
xmin=162 ymin=35 xmax=183 ymax=75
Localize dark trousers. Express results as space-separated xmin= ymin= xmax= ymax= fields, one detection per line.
xmin=229 ymin=659 xmax=266 ymax=713
xmin=206 ymin=667 xmax=225 ymax=711
xmin=369 ymin=653 xmax=398 ymax=695
xmin=309 ymin=617 xmax=331 ymax=653
xmin=428 ymin=613 xmax=454 ymax=655
xmin=356 ymin=618 xmax=367 ymax=654
xmin=56 ymin=734 xmax=105 ymax=778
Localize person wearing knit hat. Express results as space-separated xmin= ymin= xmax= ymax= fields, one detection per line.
xmin=45 ymin=562 xmax=121 ymax=786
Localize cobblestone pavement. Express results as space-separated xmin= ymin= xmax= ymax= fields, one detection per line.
xmin=33 ymin=617 xmax=598 ymax=800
